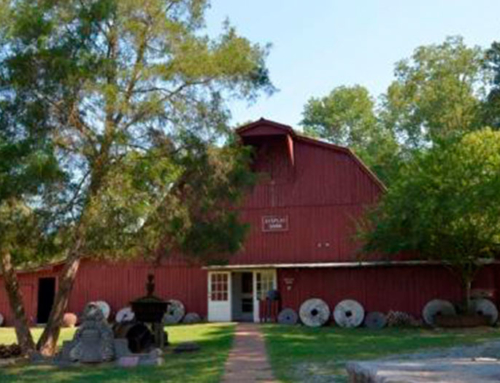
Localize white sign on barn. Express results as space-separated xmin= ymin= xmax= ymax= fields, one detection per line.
xmin=261 ymin=215 xmax=289 ymax=232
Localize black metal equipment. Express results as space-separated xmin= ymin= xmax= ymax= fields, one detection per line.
xmin=113 ymin=322 xmax=155 ymax=353
xmin=130 ymin=274 xmax=170 ymax=349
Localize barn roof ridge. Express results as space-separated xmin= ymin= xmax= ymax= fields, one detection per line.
xmin=236 ymin=118 xmax=387 ymax=191
xmin=235 ymin=117 xmax=296 ymax=135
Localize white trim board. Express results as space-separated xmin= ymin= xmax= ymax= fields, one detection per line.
xmin=203 ymin=259 xmax=499 ymax=271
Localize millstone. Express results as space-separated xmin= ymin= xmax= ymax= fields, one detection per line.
xmin=277 ymin=308 xmax=298 ymax=325
xmin=182 ymin=312 xmax=201 ymax=324
xmin=471 ymin=299 xmax=498 ymax=325
xmin=364 ymin=311 xmax=387 ymax=330
xmin=115 ymin=307 xmax=135 ymax=323
xmin=299 ymin=298 xmax=330 ymax=327
xmin=334 ymin=299 xmax=365 ymax=328
xmin=422 ymin=299 xmax=456 ymax=326
xmin=164 ymin=299 xmax=185 ymax=324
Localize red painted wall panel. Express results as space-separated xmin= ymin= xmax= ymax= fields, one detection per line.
xmin=0 ymin=260 xmax=207 ymax=325
xmin=66 ymin=260 xmax=208 ymax=320
xmin=1 ymin=263 xmax=499 ymax=325
xmin=230 ymin=137 xmax=383 ymax=265
xmin=244 ymin=140 xmax=380 ymax=209
xmin=0 ymin=268 xmax=59 ymax=325
xmin=277 ymin=266 xmax=499 ymax=318
xmin=233 ymin=205 xmax=366 ymax=264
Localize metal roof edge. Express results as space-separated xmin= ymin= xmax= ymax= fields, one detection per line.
xmin=235 ymin=118 xmax=296 ymax=136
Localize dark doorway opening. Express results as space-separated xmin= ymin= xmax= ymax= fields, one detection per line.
xmin=241 ymin=272 xmax=254 ymax=319
xmin=37 ymin=277 xmax=56 ymax=324
xmin=231 ymin=272 xmax=254 ymax=322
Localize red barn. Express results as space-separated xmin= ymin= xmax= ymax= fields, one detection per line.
xmin=1 ymin=119 xmax=499 ymax=324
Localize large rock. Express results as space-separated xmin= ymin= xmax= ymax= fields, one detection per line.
xmin=346 ymin=341 xmax=500 ymax=383
xmin=347 ymin=358 xmax=500 ymax=383
xmin=57 ymin=302 xmax=132 ymax=365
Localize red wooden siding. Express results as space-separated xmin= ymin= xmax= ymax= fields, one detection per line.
xmin=232 ymin=123 xmax=382 ymax=265
xmin=0 ymin=268 xmax=59 ymax=324
xmin=0 ymin=259 xmax=207 ymax=325
xmin=2 ymin=263 xmax=498 ymax=325
xmin=244 ymin=139 xmax=381 ymax=209
xmin=67 ymin=260 xmax=208 ymax=321
xmin=235 ymin=205 xmax=366 ymax=264
xmin=277 ymin=265 xmax=500 ymax=318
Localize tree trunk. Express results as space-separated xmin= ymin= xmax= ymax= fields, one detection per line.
xmin=37 ymin=156 xmax=106 ymax=355
xmin=463 ymin=277 xmax=473 ymax=313
xmin=36 ymin=245 xmax=82 ymax=356
xmin=0 ymin=249 xmax=35 ymax=355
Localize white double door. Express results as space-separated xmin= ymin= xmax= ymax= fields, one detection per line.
xmin=207 ymin=270 xmax=276 ymax=322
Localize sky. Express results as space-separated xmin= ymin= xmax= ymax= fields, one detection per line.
xmin=205 ymin=0 xmax=500 ymax=129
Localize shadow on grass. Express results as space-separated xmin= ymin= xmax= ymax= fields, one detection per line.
xmin=0 ymin=324 xmax=235 ymax=383
xmin=263 ymin=325 xmax=500 ymax=383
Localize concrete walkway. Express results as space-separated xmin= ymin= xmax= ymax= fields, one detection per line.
xmin=222 ymin=323 xmax=277 ymax=383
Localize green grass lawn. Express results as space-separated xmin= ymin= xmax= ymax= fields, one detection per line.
xmin=0 ymin=327 xmax=76 ymax=346
xmin=263 ymin=324 xmax=500 ymax=382
xmin=0 ymin=323 xmax=235 ymax=383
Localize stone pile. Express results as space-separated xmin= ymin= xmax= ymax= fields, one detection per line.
xmin=56 ymin=302 xmax=163 ymax=367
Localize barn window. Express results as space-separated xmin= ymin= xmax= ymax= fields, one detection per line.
xmin=210 ymin=273 xmax=228 ymax=301
xmin=256 ymin=271 xmax=275 ymax=301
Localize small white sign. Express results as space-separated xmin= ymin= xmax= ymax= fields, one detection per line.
xmin=262 ymin=215 xmax=289 ymax=232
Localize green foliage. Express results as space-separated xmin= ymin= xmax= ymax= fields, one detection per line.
xmin=361 ymin=129 xmax=500 ymax=288
xmin=484 ymin=41 xmax=500 ymax=128
xmin=0 ymin=141 xmax=61 ymax=203
xmin=302 ymin=85 xmax=379 ymax=147
xmin=166 ymin=141 xmax=256 ymax=262
xmin=0 ymin=71 xmax=65 ymax=265
xmin=382 ymin=36 xmax=490 ymax=149
xmin=302 ymin=37 xmax=494 ymax=185
xmin=301 ymin=85 xmax=400 ymax=184
xmin=0 ymin=0 xmax=273 ymax=265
